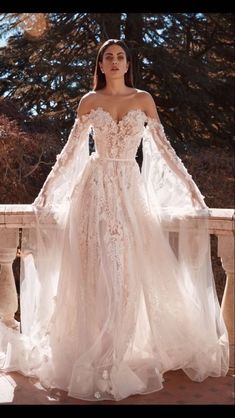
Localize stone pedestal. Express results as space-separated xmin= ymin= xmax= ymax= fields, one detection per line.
xmin=218 ymin=234 xmax=235 ymax=370
xmin=0 ymin=229 xmax=18 ymax=328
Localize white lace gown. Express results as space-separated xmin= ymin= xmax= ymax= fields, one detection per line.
xmin=0 ymin=108 xmax=229 ymax=401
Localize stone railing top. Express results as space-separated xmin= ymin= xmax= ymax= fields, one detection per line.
xmin=0 ymin=204 xmax=37 ymax=227
xmin=0 ymin=204 xmax=234 ymax=232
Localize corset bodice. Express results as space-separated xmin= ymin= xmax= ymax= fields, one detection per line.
xmin=87 ymin=107 xmax=147 ymax=159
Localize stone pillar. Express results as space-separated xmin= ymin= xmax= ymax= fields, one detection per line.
xmin=218 ymin=234 xmax=235 ymax=370
xmin=0 ymin=229 xmax=19 ymax=328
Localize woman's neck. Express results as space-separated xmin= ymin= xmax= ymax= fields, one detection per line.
xmin=102 ymin=79 xmax=130 ymax=96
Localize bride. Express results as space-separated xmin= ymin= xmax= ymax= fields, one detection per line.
xmin=0 ymin=39 xmax=229 ymax=401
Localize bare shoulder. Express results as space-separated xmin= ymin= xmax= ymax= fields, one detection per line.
xmin=135 ymin=89 xmax=159 ymax=119
xmin=77 ymin=91 xmax=97 ymax=117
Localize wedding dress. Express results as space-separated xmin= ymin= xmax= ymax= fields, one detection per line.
xmin=0 ymin=107 xmax=229 ymax=401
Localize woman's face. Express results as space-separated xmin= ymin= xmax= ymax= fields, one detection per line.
xmin=99 ymin=44 xmax=129 ymax=80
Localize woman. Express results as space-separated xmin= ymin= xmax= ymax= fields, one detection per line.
xmin=0 ymin=39 xmax=229 ymax=402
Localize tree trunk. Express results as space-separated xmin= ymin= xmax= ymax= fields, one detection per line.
xmin=124 ymin=13 xmax=143 ymax=88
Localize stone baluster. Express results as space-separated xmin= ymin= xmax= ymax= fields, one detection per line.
xmin=0 ymin=229 xmax=19 ymax=328
xmin=218 ymin=234 xmax=235 ymax=370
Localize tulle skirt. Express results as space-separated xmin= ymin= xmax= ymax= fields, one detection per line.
xmin=0 ymin=154 xmax=229 ymax=401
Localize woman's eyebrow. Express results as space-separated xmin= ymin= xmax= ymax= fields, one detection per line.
xmin=104 ymin=52 xmax=125 ymax=56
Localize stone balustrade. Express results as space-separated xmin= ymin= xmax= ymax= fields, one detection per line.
xmin=0 ymin=204 xmax=234 ymax=369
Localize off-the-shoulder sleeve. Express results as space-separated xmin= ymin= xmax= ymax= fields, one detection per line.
xmin=142 ymin=117 xmax=207 ymax=211
xmin=33 ymin=115 xmax=91 ymax=209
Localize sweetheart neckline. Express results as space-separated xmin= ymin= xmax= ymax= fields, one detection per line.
xmin=86 ymin=107 xmax=147 ymax=125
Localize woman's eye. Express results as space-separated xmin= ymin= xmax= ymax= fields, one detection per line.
xmin=104 ymin=55 xmax=125 ymax=61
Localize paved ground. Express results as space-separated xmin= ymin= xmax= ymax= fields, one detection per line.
xmin=0 ymin=368 xmax=234 ymax=405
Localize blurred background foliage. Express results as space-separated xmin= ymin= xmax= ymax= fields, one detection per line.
xmin=0 ymin=12 xmax=234 ymax=208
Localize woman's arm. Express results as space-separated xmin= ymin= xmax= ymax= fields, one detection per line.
xmin=33 ymin=98 xmax=91 ymax=208
xmin=141 ymin=92 xmax=207 ymax=209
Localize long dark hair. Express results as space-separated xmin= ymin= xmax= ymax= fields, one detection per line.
xmin=93 ymin=39 xmax=134 ymax=91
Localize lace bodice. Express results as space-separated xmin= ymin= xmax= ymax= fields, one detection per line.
xmin=87 ymin=107 xmax=147 ymax=159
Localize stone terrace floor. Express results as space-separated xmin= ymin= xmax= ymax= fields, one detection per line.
xmin=0 ymin=368 xmax=234 ymax=405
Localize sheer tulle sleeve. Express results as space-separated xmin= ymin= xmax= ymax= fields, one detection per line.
xmin=142 ymin=117 xmax=207 ymax=214
xmin=33 ymin=115 xmax=91 ymax=211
